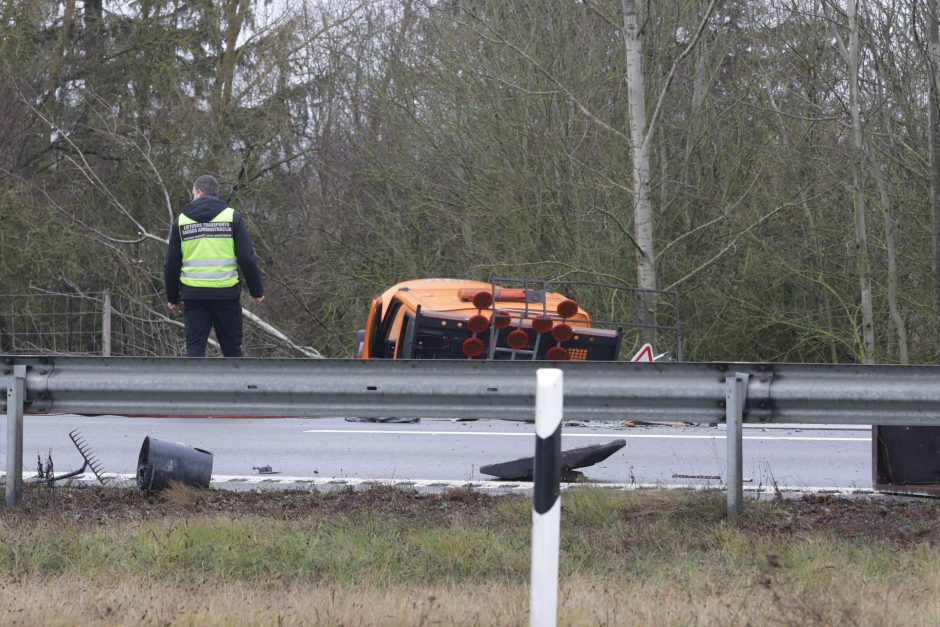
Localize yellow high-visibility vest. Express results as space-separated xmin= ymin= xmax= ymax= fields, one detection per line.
xmin=178 ymin=208 xmax=239 ymax=288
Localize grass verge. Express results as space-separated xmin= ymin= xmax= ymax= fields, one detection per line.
xmin=1 ymin=484 xmax=939 ymax=625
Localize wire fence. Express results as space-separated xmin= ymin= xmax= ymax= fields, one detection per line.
xmin=0 ymin=292 xmax=299 ymax=357
xmin=0 ymin=287 xmax=682 ymax=360
xmin=0 ymin=293 xmax=109 ymax=356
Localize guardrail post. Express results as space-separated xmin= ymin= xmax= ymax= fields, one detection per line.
xmin=5 ymin=364 xmax=25 ymax=507
xmin=725 ymin=372 xmax=748 ymax=520
xmin=530 ymin=368 xmax=562 ymax=627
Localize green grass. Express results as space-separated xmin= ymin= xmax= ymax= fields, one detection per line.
xmin=1 ymin=485 xmax=939 ymax=625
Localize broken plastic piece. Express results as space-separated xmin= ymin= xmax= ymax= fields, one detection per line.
xmin=253 ymin=465 xmax=280 ymax=475
xmin=480 ymin=439 xmax=626 ymax=480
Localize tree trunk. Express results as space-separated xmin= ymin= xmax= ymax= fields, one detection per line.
xmin=219 ymin=0 xmax=250 ymax=113
xmin=622 ymin=0 xmax=657 ymax=346
xmin=874 ymin=164 xmax=909 ymax=363
xmin=846 ymin=0 xmax=875 ymax=363
xmin=873 ymin=50 xmax=909 ymax=364
xmin=929 ymin=0 xmax=940 ymax=313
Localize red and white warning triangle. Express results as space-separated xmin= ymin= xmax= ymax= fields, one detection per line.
xmin=629 ymin=342 xmax=654 ymax=362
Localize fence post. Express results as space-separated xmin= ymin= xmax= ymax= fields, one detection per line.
xmin=5 ymin=364 xmax=25 ymax=507
xmin=725 ymin=372 xmax=749 ymax=520
xmin=530 ymin=368 xmax=563 ymax=627
xmin=101 ymin=290 xmax=112 ymax=357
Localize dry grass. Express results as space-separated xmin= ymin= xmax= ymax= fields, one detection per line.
xmin=1 ymin=571 xmax=938 ymax=626
xmin=0 ymin=578 xmax=525 ymax=626
xmin=1 ymin=485 xmax=939 ymax=625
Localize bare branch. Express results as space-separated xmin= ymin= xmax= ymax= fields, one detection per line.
xmin=642 ymin=0 xmax=719 ymax=155
xmin=664 ymin=189 xmax=836 ymax=292
xmin=19 ymin=93 xmax=166 ymax=244
xmin=461 ymin=10 xmax=629 ymax=142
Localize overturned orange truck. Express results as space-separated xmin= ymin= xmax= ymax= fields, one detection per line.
xmin=356 ymin=278 xmax=649 ymax=361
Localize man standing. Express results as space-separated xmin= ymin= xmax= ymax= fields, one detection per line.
xmin=164 ymin=175 xmax=264 ymax=357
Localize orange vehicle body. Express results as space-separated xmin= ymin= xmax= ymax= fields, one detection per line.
xmin=356 ymin=278 xmax=622 ymax=361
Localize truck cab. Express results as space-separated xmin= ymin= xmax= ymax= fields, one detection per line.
xmin=356 ymin=278 xmax=623 ymax=361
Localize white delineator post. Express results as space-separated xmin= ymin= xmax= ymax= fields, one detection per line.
xmin=530 ymin=368 xmax=563 ymax=627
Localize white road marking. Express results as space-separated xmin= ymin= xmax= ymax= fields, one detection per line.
xmin=303 ymin=429 xmax=869 ymax=442
xmin=11 ymin=472 xmax=875 ymax=495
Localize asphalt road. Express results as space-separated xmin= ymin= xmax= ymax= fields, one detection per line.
xmin=3 ymin=415 xmax=872 ymax=492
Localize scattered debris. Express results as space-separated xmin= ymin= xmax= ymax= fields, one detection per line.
xmin=673 ymin=473 xmax=754 ymax=483
xmin=70 ymin=430 xmax=108 ymax=485
xmin=480 ymin=439 xmax=627 ymax=480
xmin=137 ymin=437 xmax=213 ymax=492
xmin=345 ymin=417 xmax=421 ymax=423
xmin=32 ymin=430 xmax=108 ymax=486
xmin=36 ymin=451 xmax=54 ymax=481
xmin=560 ymin=469 xmax=587 ymax=482
xmin=564 ymin=419 xmax=647 ymax=429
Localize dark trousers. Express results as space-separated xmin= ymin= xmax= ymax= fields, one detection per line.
xmin=183 ymin=299 xmax=243 ymax=357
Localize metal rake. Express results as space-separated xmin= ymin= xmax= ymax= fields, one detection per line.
xmin=39 ymin=430 xmax=108 ymax=485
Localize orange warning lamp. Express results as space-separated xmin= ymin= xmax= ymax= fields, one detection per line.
xmin=493 ymin=310 xmax=513 ymax=330
xmin=471 ymin=291 xmax=493 ymax=310
xmin=532 ymin=316 xmax=553 ymax=334
xmin=556 ymin=299 xmax=578 ymax=319
xmin=467 ymin=314 xmax=490 ymax=334
xmin=462 ymin=337 xmax=485 ymax=357
xmin=507 ymin=329 xmax=529 ymax=349
xmin=551 ymin=323 xmax=573 ymax=342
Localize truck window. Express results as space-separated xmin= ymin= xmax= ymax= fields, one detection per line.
xmin=365 ymin=300 xmax=384 ymax=358
xmin=378 ymin=299 xmax=404 ymax=358
xmin=398 ymin=312 xmax=415 ymax=358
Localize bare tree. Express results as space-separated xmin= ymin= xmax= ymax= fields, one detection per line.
xmin=830 ymin=0 xmax=875 ymax=362
xmin=929 ymin=0 xmax=940 ymax=312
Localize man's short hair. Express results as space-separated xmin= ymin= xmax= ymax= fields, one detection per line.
xmin=193 ymin=175 xmax=220 ymax=197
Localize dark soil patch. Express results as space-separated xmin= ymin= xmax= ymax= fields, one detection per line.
xmin=3 ymin=483 xmax=506 ymax=527
xmin=4 ymin=486 xmax=940 ymax=547
xmin=738 ymin=493 xmax=940 ymax=545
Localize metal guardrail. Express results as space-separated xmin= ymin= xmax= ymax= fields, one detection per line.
xmin=5 ymin=356 xmax=940 ymax=515
xmin=5 ymin=356 xmax=940 ymax=424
